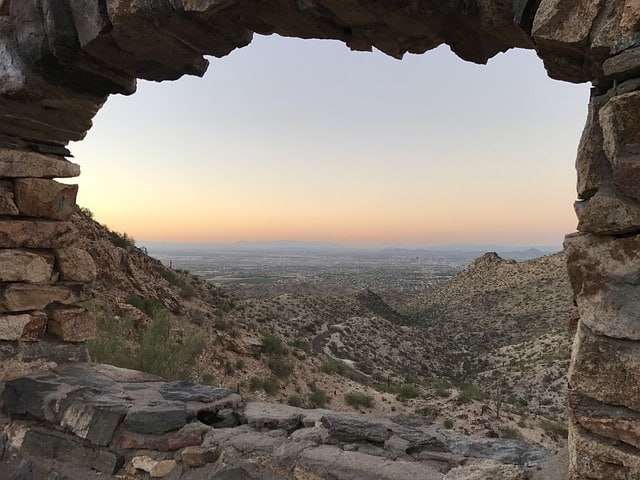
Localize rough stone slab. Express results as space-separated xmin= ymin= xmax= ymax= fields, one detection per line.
xmin=443 ymin=459 xmax=526 ymax=479
xmin=570 ymin=421 xmax=640 ymax=479
xmin=14 ymin=178 xmax=78 ymax=220
xmin=243 ymin=402 xmax=304 ymax=433
xmin=576 ymin=92 xmax=612 ymax=200
xmin=569 ymin=322 xmax=640 ymax=412
xmin=0 ymin=220 xmax=79 ymax=249
xmin=444 ymin=432 xmax=552 ymax=466
xmin=181 ymin=445 xmax=220 ymax=468
xmin=564 ymin=232 xmax=640 ymax=339
xmin=320 ymin=412 xmax=391 ymax=444
xmin=47 ymin=306 xmax=98 ymax=342
xmin=575 ymin=189 xmax=640 ymax=234
xmin=604 ymin=45 xmax=640 ymax=79
xmin=0 ymin=183 xmax=18 ymax=215
xmin=114 ymin=422 xmax=206 ymax=451
xmin=123 ymin=401 xmax=193 ymax=435
xmin=21 ymin=340 xmax=89 ymax=363
xmin=298 ymin=444 xmax=444 ymax=480
xmin=21 ymin=427 xmax=122 ymax=474
xmin=531 ymin=0 xmax=602 ymax=83
xmin=0 ymin=149 xmax=80 ymax=178
xmin=0 ymin=249 xmax=55 ymax=283
xmin=600 ymin=91 xmax=640 ymax=160
xmin=60 ymin=402 xmax=126 ymax=446
xmin=55 ymin=246 xmax=97 ymax=282
xmin=0 ymin=283 xmax=91 ymax=313
xmin=128 ymin=456 xmax=176 ymax=478
xmin=0 ymin=312 xmax=47 ymax=341
xmin=569 ymin=389 xmax=640 ymax=450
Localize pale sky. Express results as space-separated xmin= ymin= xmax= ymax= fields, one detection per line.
xmin=69 ymin=34 xmax=590 ymax=247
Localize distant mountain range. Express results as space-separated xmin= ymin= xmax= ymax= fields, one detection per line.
xmin=140 ymin=240 xmax=561 ymax=259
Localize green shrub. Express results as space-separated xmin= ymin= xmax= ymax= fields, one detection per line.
xmin=133 ymin=309 xmax=205 ymax=380
xmin=288 ymin=395 xmax=304 ymax=407
xmin=125 ymin=295 xmax=163 ymax=317
xmin=540 ymin=419 xmax=568 ymax=439
xmin=261 ymin=333 xmax=288 ymax=356
xmin=180 ymin=284 xmax=195 ymax=299
xmin=457 ymin=383 xmax=485 ymax=403
xmin=249 ymin=376 xmax=263 ymax=391
xmin=88 ymin=312 xmax=135 ymax=369
xmin=309 ymin=387 xmax=327 ymax=408
xmin=89 ymin=308 xmax=204 ymax=381
xmin=397 ymin=384 xmax=420 ymax=400
xmin=262 ymin=376 xmax=279 ymax=395
xmin=321 ymin=360 xmax=346 ymax=376
xmin=345 ymin=391 xmax=375 ymax=408
xmin=108 ymin=229 xmax=135 ymax=249
xmin=443 ymin=419 xmax=454 ymax=429
xmin=500 ymin=426 xmax=524 ymax=440
xmin=268 ymin=357 xmax=293 ymax=378
xmin=292 ymin=339 xmax=311 ymax=354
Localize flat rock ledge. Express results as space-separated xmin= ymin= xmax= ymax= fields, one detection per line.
xmin=0 ymin=364 xmax=554 ymax=480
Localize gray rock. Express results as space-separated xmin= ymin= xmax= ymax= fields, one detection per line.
xmin=243 ymin=402 xmax=303 ymax=433
xmin=298 ymin=445 xmax=444 ymax=480
xmin=444 ymin=432 xmax=553 ymax=466
xmin=21 ymin=428 xmax=122 ymax=474
xmin=320 ymin=412 xmax=391 ymax=444
xmin=124 ymin=401 xmax=192 ymax=435
xmin=443 ymin=459 xmax=527 ymax=479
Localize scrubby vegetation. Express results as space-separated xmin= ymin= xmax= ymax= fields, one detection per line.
xmin=89 ymin=305 xmax=204 ymax=381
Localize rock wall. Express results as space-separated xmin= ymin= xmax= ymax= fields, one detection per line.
xmin=0 ymin=1 xmax=640 ymax=478
xmin=0 ymin=148 xmax=97 ymax=380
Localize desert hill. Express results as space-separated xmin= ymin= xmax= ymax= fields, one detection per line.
xmin=73 ymin=208 xmax=573 ymax=450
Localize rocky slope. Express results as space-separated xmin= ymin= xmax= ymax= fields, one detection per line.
xmin=70 ymin=209 xmax=573 ymax=454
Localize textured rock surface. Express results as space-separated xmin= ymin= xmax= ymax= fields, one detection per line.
xmin=565 ymin=232 xmax=640 ymax=339
xmin=14 ymin=178 xmax=78 ymax=220
xmin=443 ymin=459 xmax=526 ymax=479
xmin=0 ymin=249 xmax=54 ymax=283
xmin=0 ymin=363 xmax=554 ymax=480
xmin=0 ymin=312 xmax=46 ymax=341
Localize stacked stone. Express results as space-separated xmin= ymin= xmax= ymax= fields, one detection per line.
xmin=0 ymin=148 xmax=97 ymax=375
xmin=563 ymin=41 xmax=640 ymax=478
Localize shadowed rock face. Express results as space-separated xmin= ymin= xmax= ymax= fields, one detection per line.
xmin=0 ymin=0 xmax=555 ymax=147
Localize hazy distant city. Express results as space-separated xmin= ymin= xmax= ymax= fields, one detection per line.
xmin=143 ymin=241 xmax=561 ymax=298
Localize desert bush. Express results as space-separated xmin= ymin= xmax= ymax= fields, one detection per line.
xmin=268 ymin=357 xmax=293 ymax=378
xmin=261 ymin=333 xmax=288 ymax=356
xmin=345 ymin=391 xmax=375 ymax=408
xmin=89 ymin=308 xmax=204 ymax=381
xmin=88 ymin=312 xmax=135 ymax=369
xmin=288 ymin=395 xmax=304 ymax=407
xmin=540 ymin=419 xmax=568 ymax=439
xmin=500 ymin=426 xmax=524 ymax=440
xmin=309 ymin=386 xmax=327 ymax=408
xmin=133 ymin=309 xmax=205 ymax=380
xmin=457 ymin=383 xmax=485 ymax=404
xmin=397 ymin=384 xmax=421 ymax=401
xmin=125 ymin=295 xmax=163 ymax=317
xmin=443 ymin=419 xmax=454 ymax=429
xmin=321 ymin=360 xmax=346 ymax=376
xmin=262 ymin=376 xmax=279 ymax=395
xmin=249 ymin=376 xmax=263 ymax=391
xmin=292 ymin=339 xmax=311 ymax=354
xmin=108 ymin=229 xmax=135 ymax=249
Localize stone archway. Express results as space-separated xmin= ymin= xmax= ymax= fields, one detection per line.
xmin=0 ymin=1 xmax=639 ymax=478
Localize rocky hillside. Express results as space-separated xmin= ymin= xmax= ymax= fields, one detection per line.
xmin=73 ymin=209 xmax=574 ymax=452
